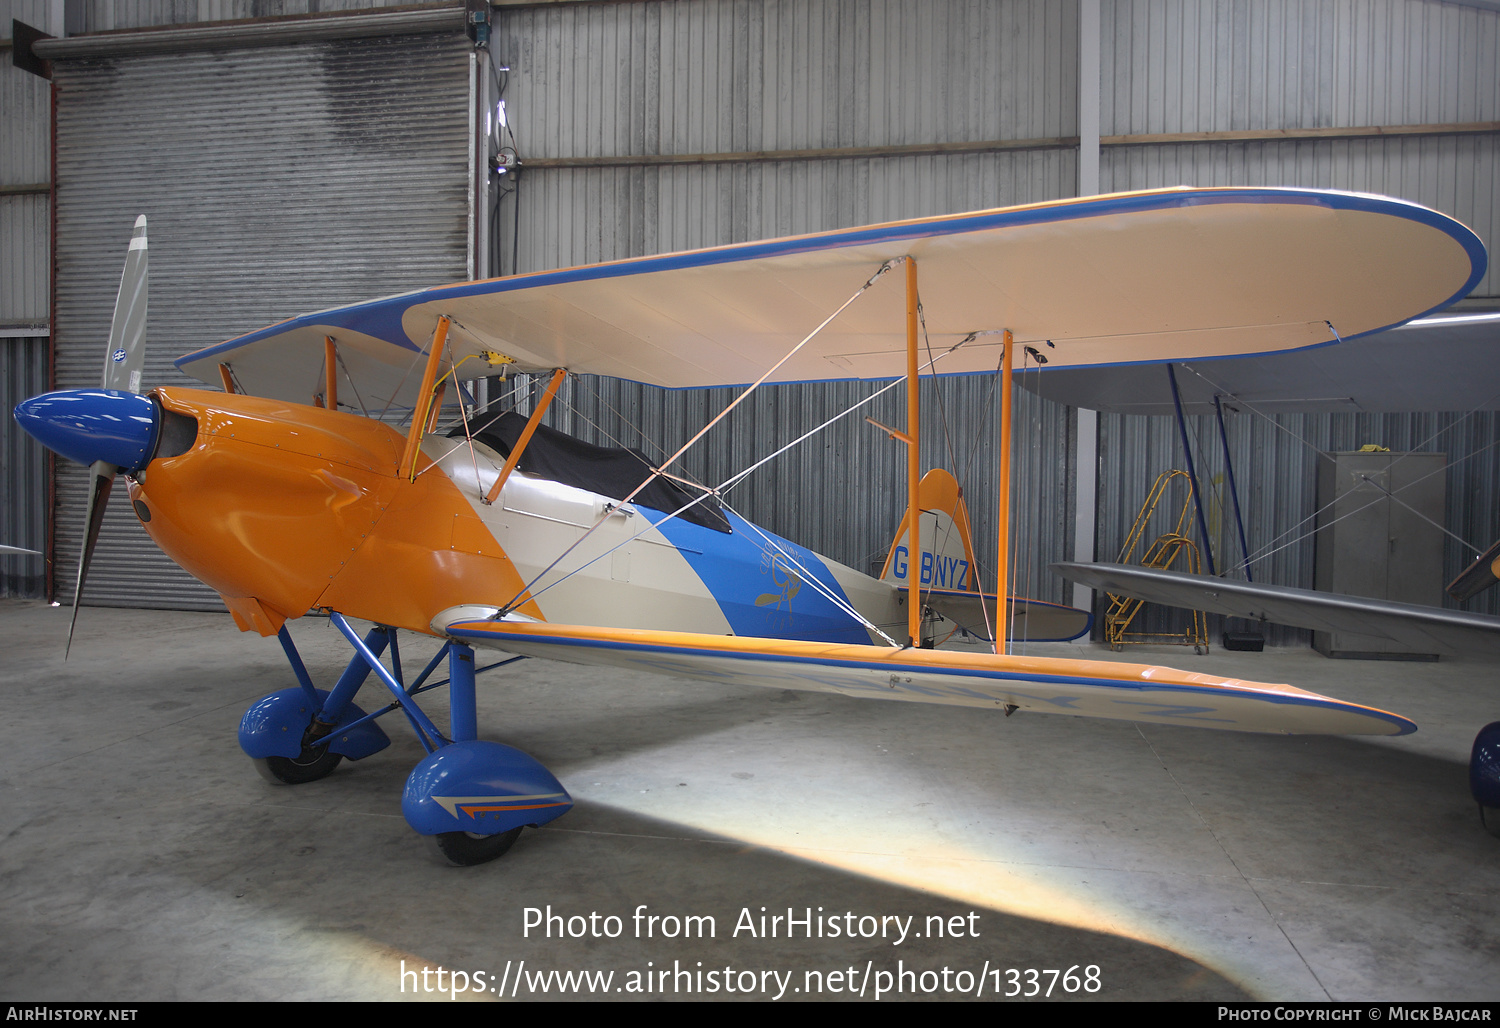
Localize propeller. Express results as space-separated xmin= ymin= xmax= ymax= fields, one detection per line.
xmin=13 ymin=215 xmax=156 ymax=657
xmin=103 ymin=216 xmax=149 ymax=392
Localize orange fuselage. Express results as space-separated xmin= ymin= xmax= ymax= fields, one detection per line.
xmin=131 ymin=387 xmax=540 ymax=637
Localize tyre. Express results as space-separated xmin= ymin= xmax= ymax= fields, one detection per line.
xmin=253 ymin=746 xmax=343 ymax=785
xmin=433 ymin=827 xmax=524 ymax=866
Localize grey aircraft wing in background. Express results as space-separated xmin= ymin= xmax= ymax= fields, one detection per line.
xmin=1053 ymin=562 xmax=1500 ymax=659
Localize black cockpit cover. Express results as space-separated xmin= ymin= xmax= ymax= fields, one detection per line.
xmin=458 ymin=411 xmax=731 ymax=533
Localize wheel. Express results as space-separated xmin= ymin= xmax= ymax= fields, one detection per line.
xmin=253 ymin=745 xmax=343 ymax=785
xmin=1194 ymin=644 xmax=1207 ymax=655
xmin=433 ymin=827 xmax=523 ymax=866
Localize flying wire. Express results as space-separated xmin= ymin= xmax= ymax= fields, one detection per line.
xmin=414 ymin=375 xmax=533 ymax=475
xmin=497 ymin=322 xmax=982 ymax=621
xmin=1180 ymin=361 xmax=1500 ymax=577
xmin=1234 ymin=435 xmax=1500 ymax=574
xmin=719 ymin=498 xmax=901 ymax=646
xmin=331 ymin=345 xmax=371 ymax=418
xmin=497 ymin=259 xmax=899 ymax=609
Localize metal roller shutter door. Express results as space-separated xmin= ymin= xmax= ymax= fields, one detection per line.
xmin=50 ymin=30 xmax=473 ymax=611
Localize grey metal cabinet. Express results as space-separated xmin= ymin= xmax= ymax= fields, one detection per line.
xmin=1313 ymin=452 xmax=1446 ymax=659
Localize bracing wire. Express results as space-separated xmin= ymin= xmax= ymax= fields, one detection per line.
xmin=415 ymin=375 xmax=533 ymax=476
xmin=444 ymin=338 xmax=485 ymax=496
xmin=718 ymin=498 xmax=901 ymax=647
xmin=380 ymin=345 xmax=431 ymax=425
xmin=1180 ymin=361 xmax=1500 ymax=576
xmin=575 ymin=376 xmax=672 ymax=461
xmin=914 ymin=297 xmax=969 ymax=643
xmin=497 ymin=259 xmax=899 ymax=610
xmin=330 ymin=346 xmax=370 ymax=418
xmin=1359 ymin=473 xmax=1484 ymax=553
xmin=1238 ymin=436 xmax=1500 ymax=573
xmin=497 ymin=325 xmax=986 ymax=620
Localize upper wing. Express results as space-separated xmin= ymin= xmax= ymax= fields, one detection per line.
xmin=1054 ymin=561 xmax=1500 ymax=659
xmin=176 ymin=187 xmax=1484 ymax=403
xmin=440 ymin=618 xmax=1415 ymax=736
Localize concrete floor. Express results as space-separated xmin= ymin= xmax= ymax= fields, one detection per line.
xmin=1 ymin=599 xmax=1496 ymax=1002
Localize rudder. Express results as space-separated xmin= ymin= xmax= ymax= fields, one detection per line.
xmin=879 ymin=469 xmax=980 ymax=593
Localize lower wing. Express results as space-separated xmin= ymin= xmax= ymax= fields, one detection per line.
xmin=441 ymin=619 xmax=1414 ymax=736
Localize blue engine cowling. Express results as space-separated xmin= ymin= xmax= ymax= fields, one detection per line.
xmin=238 ymin=687 xmax=390 ymax=760
xmin=14 ymin=389 xmax=161 ymax=473
xmin=402 ymin=740 xmax=573 ymax=837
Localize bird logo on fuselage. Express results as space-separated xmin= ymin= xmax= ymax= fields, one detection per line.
xmin=754 ymin=553 xmax=802 ymax=610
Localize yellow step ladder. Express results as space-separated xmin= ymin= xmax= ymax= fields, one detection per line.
xmin=1104 ymin=470 xmax=1208 ymax=654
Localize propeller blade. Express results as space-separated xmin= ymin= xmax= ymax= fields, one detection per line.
xmin=102 ymin=215 xmax=148 ymax=393
xmin=66 ymin=460 xmax=116 ymax=659
xmin=0 ymin=544 xmax=42 ymax=556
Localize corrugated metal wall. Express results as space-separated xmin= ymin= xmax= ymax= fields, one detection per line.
xmin=63 ymin=0 xmax=424 ymax=34
xmin=1101 ymin=0 xmax=1500 ymax=298
xmin=50 ymin=31 xmax=473 ymax=609
xmin=0 ymin=2 xmax=50 ymax=328
xmin=500 ymin=0 xmax=1078 ymax=266
xmin=2 ymin=0 xmax=55 ymax=598
xmin=1102 ymin=0 xmax=1500 ymax=132
xmin=0 ymin=337 xmax=48 ymax=598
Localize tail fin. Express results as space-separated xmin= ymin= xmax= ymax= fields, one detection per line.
xmin=880 ymin=469 xmax=979 ymax=593
xmin=882 ymin=469 xmax=1093 ymax=643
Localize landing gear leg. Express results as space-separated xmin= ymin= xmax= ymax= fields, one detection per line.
xmin=239 ymin=624 xmax=390 ymax=782
xmin=249 ymin=617 xmax=572 ymax=865
xmin=399 ymin=642 xmax=573 ymax=866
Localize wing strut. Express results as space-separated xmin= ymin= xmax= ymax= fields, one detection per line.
xmin=904 ymin=256 xmax=921 ymax=648
xmin=322 ymin=336 xmax=338 ymax=412
xmin=400 ymin=316 xmax=451 ymax=480
xmin=995 ymin=328 xmax=1014 ymax=655
xmin=483 ymin=367 xmax=567 ymax=505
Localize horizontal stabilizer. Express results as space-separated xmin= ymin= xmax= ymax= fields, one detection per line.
xmin=897 ymin=587 xmax=1091 ymax=643
xmin=1054 ymin=561 xmax=1500 ymax=658
xmin=441 ymin=619 xmax=1415 ymax=736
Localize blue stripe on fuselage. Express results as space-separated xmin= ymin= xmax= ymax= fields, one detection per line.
xmin=637 ymin=507 xmax=870 ymax=644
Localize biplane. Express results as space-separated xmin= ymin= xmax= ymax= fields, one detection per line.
xmin=13 ymin=186 xmax=1488 ymax=864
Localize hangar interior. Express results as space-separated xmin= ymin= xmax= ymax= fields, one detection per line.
xmin=1 ymin=0 xmax=1498 ymax=1002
